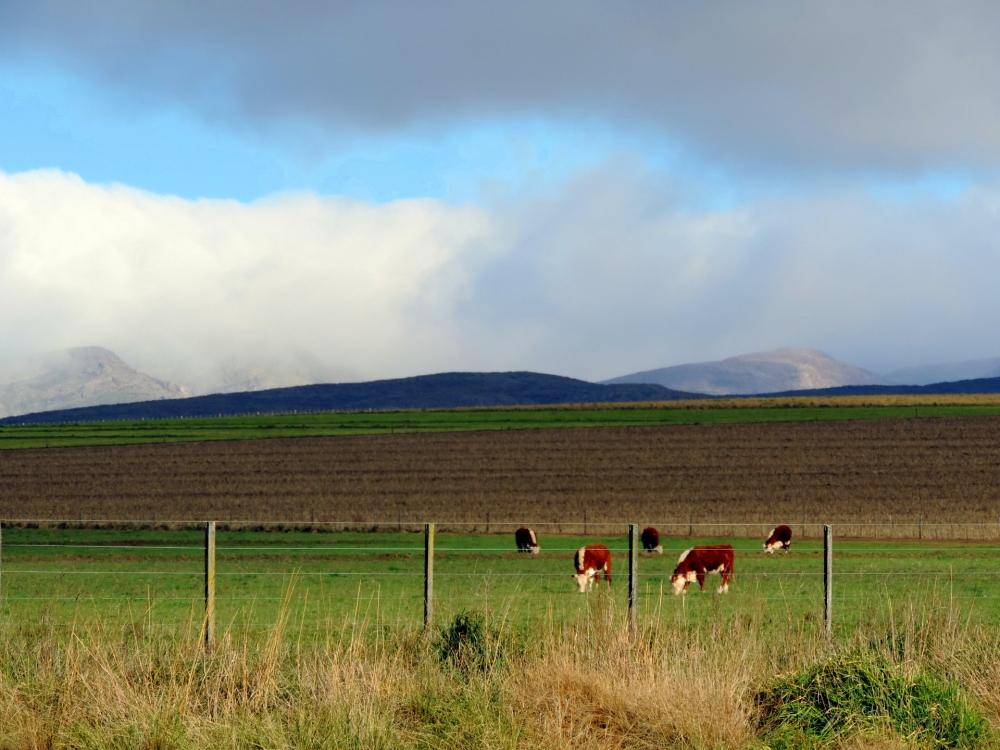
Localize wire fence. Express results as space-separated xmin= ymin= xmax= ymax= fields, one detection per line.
xmin=3 ymin=520 xmax=1000 ymax=636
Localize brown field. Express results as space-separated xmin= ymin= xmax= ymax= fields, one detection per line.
xmin=2 ymin=415 xmax=1000 ymax=538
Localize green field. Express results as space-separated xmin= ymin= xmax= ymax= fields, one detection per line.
xmin=5 ymin=401 xmax=1000 ymax=449
xmin=4 ymin=526 xmax=998 ymax=636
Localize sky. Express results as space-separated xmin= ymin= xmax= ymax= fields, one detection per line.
xmin=1 ymin=0 xmax=1000 ymax=391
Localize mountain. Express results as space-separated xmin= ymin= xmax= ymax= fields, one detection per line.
xmin=884 ymin=357 xmax=1000 ymax=386
xmin=0 ymin=347 xmax=189 ymax=418
xmin=0 ymin=371 xmax=702 ymax=425
xmin=603 ymin=348 xmax=884 ymax=396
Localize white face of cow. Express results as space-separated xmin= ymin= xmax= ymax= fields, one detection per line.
xmin=763 ymin=541 xmax=779 ymax=554
xmin=530 ymin=546 xmax=540 ymax=555
xmin=573 ymin=572 xmax=592 ymax=593
xmin=671 ymin=572 xmax=694 ymax=595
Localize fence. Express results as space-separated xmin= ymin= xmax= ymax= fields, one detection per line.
xmin=3 ymin=520 xmax=999 ymax=639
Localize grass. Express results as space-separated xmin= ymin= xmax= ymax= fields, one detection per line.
xmin=5 ymin=395 xmax=1000 ymax=450
xmin=2 ymin=577 xmax=1000 ymax=748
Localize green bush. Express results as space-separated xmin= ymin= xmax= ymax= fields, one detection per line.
xmin=436 ymin=611 xmax=515 ymax=675
xmin=755 ymin=646 xmax=988 ymax=749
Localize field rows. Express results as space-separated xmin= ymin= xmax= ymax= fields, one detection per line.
xmin=3 ymin=416 xmax=1000 ymax=535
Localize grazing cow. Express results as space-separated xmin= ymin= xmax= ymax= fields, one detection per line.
xmin=763 ymin=525 xmax=793 ymax=553
xmin=671 ymin=545 xmax=734 ymax=595
xmin=640 ymin=526 xmax=663 ymax=554
xmin=515 ymin=526 xmax=540 ymax=554
xmin=573 ymin=544 xmax=612 ymax=593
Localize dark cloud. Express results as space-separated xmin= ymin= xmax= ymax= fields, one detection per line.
xmin=3 ymin=1 xmax=1000 ymax=171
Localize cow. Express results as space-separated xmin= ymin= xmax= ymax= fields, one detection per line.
xmin=763 ymin=525 xmax=793 ymax=553
xmin=573 ymin=544 xmax=612 ymax=593
xmin=515 ymin=526 xmax=540 ymax=554
xmin=640 ymin=526 xmax=663 ymax=554
xmin=670 ymin=545 xmax=734 ymax=595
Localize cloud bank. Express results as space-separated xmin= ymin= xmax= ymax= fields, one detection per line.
xmin=1 ymin=168 xmax=999 ymax=391
xmin=3 ymin=1 xmax=1000 ymax=172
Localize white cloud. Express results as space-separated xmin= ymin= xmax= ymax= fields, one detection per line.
xmin=2 ymin=168 xmax=1000 ymax=390
xmin=0 ymin=170 xmax=491 ymax=392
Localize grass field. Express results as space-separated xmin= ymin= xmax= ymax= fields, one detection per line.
xmin=6 ymin=525 xmax=1000 ymax=634
xmin=4 ymin=395 xmax=1000 ymax=450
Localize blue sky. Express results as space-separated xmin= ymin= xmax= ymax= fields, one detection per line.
xmin=2 ymin=0 xmax=1000 ymax=390
xmin=0 ymin=63 xmax=681 ymax=205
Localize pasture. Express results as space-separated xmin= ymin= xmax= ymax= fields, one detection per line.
xmin=3 ymin=396 xmax=1000 ymax=451
xmin=5 ymin=525 xmax=1000 ymax=634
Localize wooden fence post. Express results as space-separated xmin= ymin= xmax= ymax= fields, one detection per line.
xmin=824 ymin=525 xmax=833 ymax=638
xmin=424 ymin=523 xmax=435 ymax=632
xmin=628 ymin=524 xmax=638 ymax=635
xmin=205 ymin=521 xmax=216 ymax=648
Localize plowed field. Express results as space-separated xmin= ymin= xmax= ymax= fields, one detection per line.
xmin=3 ymin=415 xmax=1000 ymax=538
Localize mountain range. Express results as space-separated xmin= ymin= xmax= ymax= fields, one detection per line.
xmin=5 ymin=345 xmax=1000 ymax=425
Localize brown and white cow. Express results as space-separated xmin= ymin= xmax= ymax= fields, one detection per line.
xmin=514 ymin=527 xmax=540 ymax=554
xmin=763 ymin=525 xmax=793 ymax=553
xmin=640 ymin=526 xmax=663 ymax=554
xmin=671 ymin=545 xmax=734 ymax=595
xmin=573 ymin=544 xmax=612 ymax=593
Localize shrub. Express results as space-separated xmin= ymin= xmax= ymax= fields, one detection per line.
xmin=755 ymin=646 xmax=989 ymax=749
xmin=436 ymin=611 xmax=514 ymax=675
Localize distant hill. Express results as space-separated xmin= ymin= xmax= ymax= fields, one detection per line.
xmin=884 ymin=357 xmax=1000 ymax=386
xmin=756 ymin=376 xmax=1000 ymax=398
xmin=604 ymin=348 xmax=884 ymax=395
xmin=0 ymin=371 xmax=701 ymax=425
xmin=0 ymin=347 xmax=189 ymax=418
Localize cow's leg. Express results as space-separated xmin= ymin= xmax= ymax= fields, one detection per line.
xmin=697 ymin=571 xmax=706 ymax=590
xmin=604 ymin=565 xmax=611 ymax=584
xmin=719 ymin=570 xmax=730 ymax=594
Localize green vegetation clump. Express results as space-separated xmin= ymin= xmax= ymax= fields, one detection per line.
xmin=436 ymin=611 xmax=520 ymax=675
xmin=756 ymin=645 xmax=989 ymax=748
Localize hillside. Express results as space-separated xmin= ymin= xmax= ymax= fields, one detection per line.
xmin=761 ymin=376 xmax=1000 ymax=397
xmin=885 ymin=357 xmax=1000 ymax=385
xmin=0 ymin=347 xmax=189 ymax=418
xmin=0 ymin=371 xmax=699 ymax=425
xmin=604 ymin=348 xmax=883 ymax=395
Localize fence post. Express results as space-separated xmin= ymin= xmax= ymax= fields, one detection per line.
xmin=205 ymin=521 xmax=216 ymax=648
xmin=823 ymin=525 xmax=833 ymax=638
xmin=424 ymin=523 xmax=435 ymax=632
xmin=628 ymin=524 xmax=638 ymax=635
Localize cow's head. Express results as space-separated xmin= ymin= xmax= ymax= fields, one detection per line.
xmin=530 ymin=546 xmax=540 ymax=555
xmin=763 ymin=541 xmax=779 ymax=554
xmin=670 ymin=571 xmax=695 ymax=595
xmin=572 ymin=571 xmax=591 ymax=593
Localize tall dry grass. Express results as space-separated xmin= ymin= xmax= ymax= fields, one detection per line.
xmin=1 ymin=589 xmax=998 ymax=749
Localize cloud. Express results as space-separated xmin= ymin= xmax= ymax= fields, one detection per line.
xmin=3 ymin=1 xmax=1000 ymax=172
xmin=0 ymin=170 xmax=491 ymax=392
xmin=2 ymin=168 xmax=1000 ymax=389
